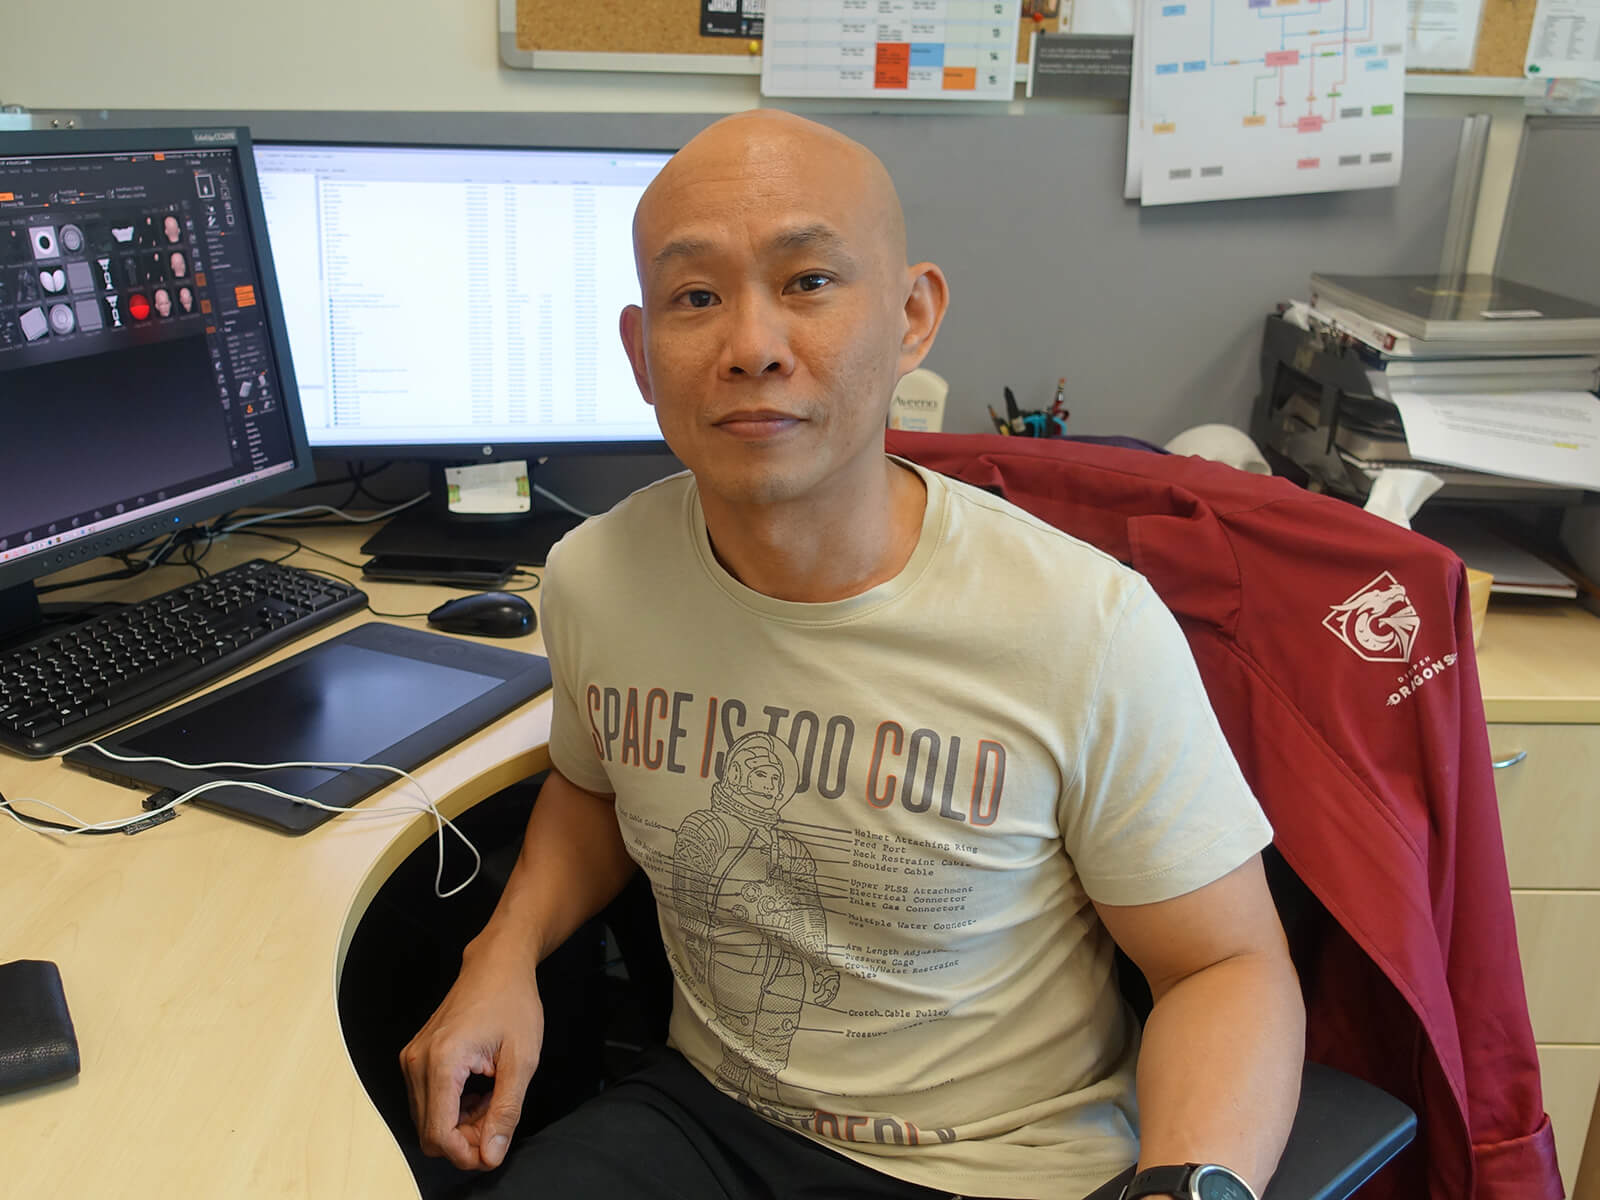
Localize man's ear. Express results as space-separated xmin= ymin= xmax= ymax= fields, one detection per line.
xmin=619 ymin=304 xmax=654 ymax=406
xmin=896 ymin=262 xmax=950 ymax=376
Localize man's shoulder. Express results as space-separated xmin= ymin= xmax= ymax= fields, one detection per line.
xmin=547 ymin=470 xmax=694 ymax=573
xmin=922 ymin=463 xmax=1138 ymax=589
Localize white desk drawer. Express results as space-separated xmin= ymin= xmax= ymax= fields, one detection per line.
xmin=1538 ymin=1044 xmax=1600 ymax=1199
xmin=1489 ymin=724 xmax=1600 ymax=890
xmin=1513 ymin=892 xmax=1600 ymax=1043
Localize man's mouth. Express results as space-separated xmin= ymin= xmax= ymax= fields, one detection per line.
xmin=714 ymin=411 xmax=802 ymax=439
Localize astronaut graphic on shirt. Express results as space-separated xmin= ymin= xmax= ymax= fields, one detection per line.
xmin=670 ymin=731 xmax=841 ymax=1107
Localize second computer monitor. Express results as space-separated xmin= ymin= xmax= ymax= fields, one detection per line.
xmin=252 ymin=140 xmax=673 ymax=458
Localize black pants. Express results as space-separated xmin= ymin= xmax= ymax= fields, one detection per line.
xmin=447 ymin=1050 xmax=1135 ymax=1200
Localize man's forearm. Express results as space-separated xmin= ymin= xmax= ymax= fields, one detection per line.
xmin=470 ymin=769 xmax=638 ymax=968
xmin=1131 ymin=949 xmax=1304 ymax=1194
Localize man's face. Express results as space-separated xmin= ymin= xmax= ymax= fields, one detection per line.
xmin=621 ymin=123 xmax=918 ymax=511
xmin=170 ymin=252 xmax=186 ymax=278
xmin=153 ymin=289 xmax=171 ymax=317
xmin=178 ymin=287 xmax=193 ymax=312
xmin=163 ymin=216 xmax=180 ymax=244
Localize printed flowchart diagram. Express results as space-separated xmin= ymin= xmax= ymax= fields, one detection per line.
xmin=1133 ymin=0 xmax=1407 ymax=205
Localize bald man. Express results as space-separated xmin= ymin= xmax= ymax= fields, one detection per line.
xmin=401 ymin=111 xmax=1302 ymax=1200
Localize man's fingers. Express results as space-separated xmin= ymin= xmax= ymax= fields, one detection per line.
xmin=422 ymin=1054 xmax=485 ymax=1167
xmin=398 ymin=1040 xmax=428 ymax=1146
xmin=477 ymin=1046 xmax=539 ymax=1169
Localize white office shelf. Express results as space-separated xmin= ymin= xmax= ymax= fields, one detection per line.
xmin=1405 ymin=75 xmax=1543 ymax=97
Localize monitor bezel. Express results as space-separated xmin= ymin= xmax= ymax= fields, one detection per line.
xmin=251 ymin=136 xmax=673 ymax=463
xmin=0 ymin=124 xmax=317 ymax=594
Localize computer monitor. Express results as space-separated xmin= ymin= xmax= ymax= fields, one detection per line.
xmin=251 ymin=139 xmax=675 ymax=563
xmin=0 ymin=126 xmax=315 ymax=644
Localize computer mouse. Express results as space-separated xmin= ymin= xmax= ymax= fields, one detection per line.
xmin=426 ymin=591 xmax=536 ymax=639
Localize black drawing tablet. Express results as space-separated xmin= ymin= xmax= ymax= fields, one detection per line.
xmin=65 ymin=622 xmax=551 ymax=833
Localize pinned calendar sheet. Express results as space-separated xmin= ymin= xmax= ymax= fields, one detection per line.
xmin=760 ymin=0 xmax=1023 ymax=100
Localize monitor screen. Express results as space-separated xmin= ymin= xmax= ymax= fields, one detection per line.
xmin=0 ymin=127 xmax=313 ymax=595
xmin=252 ymin=141 xmax=673 ymax=457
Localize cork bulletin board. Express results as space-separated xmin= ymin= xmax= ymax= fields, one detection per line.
xmin=505 ymin=0 xmax=1056 ymax=71
xmin=1409 ymin=0 xmax=1538 ymax=80
xmin=514 ymin=0 xmax=761 ymax=59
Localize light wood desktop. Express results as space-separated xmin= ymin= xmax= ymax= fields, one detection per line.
xmin=3 ymin=522 xmax=551 ymax=1198
xmin=4 ymin=524 xmax=1598 ymax=1198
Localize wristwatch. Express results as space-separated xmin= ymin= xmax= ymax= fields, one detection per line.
xmin=1120 ymin=1163 xmax=1258 ymax=1200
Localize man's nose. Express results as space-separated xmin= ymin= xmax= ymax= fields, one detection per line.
xmin=720 ymin=295 xmax=796 ymax=380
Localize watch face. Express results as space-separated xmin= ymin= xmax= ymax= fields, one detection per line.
xmin=1195 ymin=1166 xmax=1255 ymax=1200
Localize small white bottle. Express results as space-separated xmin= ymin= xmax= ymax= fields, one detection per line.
xmin=888 ymin=368 xmax=949 ymax=433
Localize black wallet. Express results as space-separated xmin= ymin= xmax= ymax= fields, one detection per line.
xmin=0 ymin=959 xmax=81 ymax=1096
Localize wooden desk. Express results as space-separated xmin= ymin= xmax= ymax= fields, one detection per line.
xmin=1 ymin=524 xmax=551 ymax=1198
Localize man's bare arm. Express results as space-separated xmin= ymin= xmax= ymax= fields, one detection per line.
xmin=399 ymin=768 xmax=636 ymax=1170
xmin=476 ymin=767 xmax=638 ymax=964
xmin=1092 ymin=854 xmax=1305 ymax=1195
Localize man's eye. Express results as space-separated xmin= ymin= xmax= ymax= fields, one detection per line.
xmin=681 ymin=289 xmax=717 ymax=308
xmin=791 ymin=273 xmax=831 ymax=293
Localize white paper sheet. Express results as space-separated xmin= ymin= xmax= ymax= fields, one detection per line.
xmin=1390 ymin=390 xmax=1600 ymax=490
xmin=1406 ymin=0 xmax=1485 ymax=71
xmin=1525 ymin=0 xmax=1600 ymax=80
xmin=1071 ymin=0 xmax=1135 ymax=33
xmin=1132 ymin=0 xmax=1407 ymax=206
xmin=761 ymin=0 xmax=1022 ymax=100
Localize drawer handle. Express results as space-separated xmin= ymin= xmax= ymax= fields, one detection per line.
xmin=1491 ymin=749 xmax=1528 ymax=770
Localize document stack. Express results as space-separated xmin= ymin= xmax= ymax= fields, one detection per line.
xmin=1254 ymin=273 xmax=1600 ymax=504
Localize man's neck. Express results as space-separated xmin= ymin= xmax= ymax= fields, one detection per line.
xmin=699 ymin=458 xmax=926 ymax=603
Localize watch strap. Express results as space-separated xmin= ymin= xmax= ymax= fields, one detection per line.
xmin=1121 ymin=1164 xmax=1196 ymax=1199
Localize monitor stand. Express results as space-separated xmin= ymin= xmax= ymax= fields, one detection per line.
xmin=0 ymin=581 xmax=107 ymax=653
xmin=0 ymin=581 xmax=44 ymax=650
xmin=359 ymin=465 xmax=583 ymax=567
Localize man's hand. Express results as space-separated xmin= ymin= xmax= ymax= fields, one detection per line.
xmin=399 ymin=938 xmax=545 ymax=1171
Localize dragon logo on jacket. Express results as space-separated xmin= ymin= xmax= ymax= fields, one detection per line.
xmin=1323 ymin=571 xmax=1421 ymax=663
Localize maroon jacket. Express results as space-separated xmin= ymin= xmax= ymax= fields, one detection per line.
xmin=887 ymin=431 xmax=1561 ymax=1200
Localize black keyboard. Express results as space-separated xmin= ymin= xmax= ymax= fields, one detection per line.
xmin=0 ymin=560 xmax=367 ymax=758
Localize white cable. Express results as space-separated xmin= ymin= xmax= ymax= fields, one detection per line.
xmin=532 ymin=483 xmax=591 ymax=521
xmin=217 ymin=491 xmax=430 ymax=534
xmin=7 ymin=745 xmax=482 ymax=899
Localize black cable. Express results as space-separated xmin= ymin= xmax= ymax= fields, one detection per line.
xmin=349 ymin=460 xmax=416 ymax=508
xmin=35 ymin=561 xmax=152 ymax=595
xmin=0 ymin=785 xmax=119 ymax=836
xmin=178 ymin=525 xmax=217 ymax=580
xmin=333 ymin=463 xmax=364 ymax=511
xmin=224 ymin=528 xmax=367 ymax=571
xmin=33 ymin=525 xmax=194 ymax=595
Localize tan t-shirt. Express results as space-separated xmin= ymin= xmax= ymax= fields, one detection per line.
xmin=541 ymin=461 xmax=1273 ymax=1200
